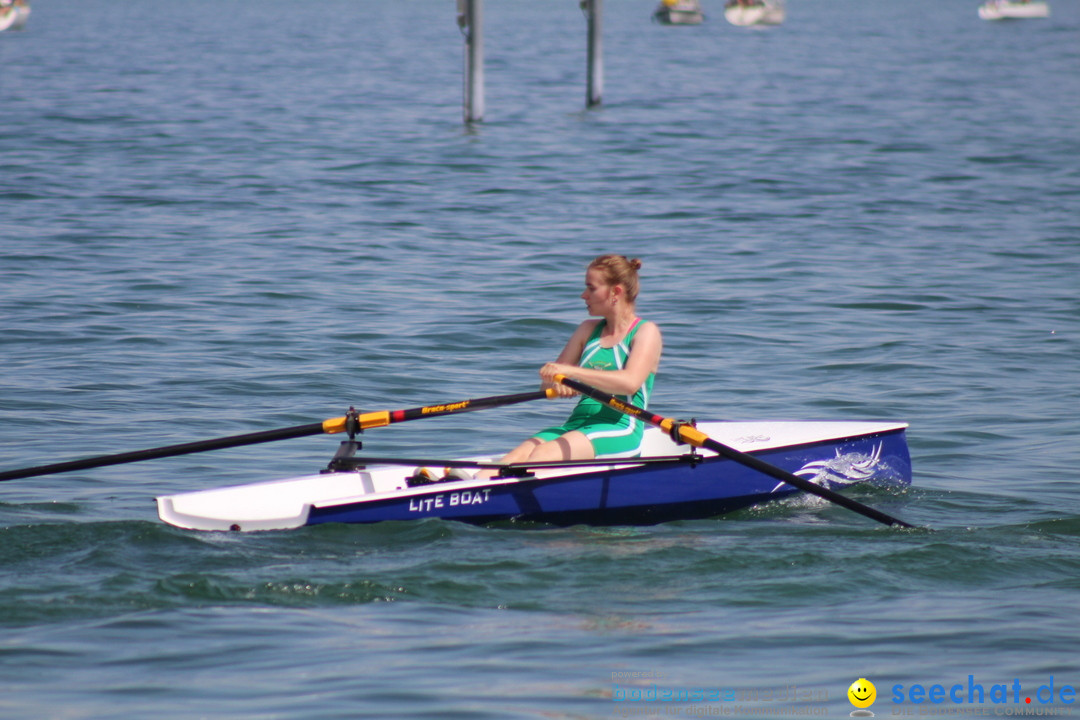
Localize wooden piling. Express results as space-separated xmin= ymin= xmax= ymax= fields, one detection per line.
xmin=584 ymin=0 xmax=603 ymax=107
xmin=459 ymin=0 xmax=485 ymax=123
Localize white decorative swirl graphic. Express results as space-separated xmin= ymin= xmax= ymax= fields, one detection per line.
xmin=770 ymin=443 xmax=884 ymax=494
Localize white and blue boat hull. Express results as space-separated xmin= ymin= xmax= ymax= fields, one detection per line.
xmin=157 ymin=421 xmax=911 ymax=532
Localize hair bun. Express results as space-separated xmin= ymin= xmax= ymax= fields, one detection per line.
xmin=588 ymin=254 xmax=643 ymax=301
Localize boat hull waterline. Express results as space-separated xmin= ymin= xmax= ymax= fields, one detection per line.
xmin=157 ymin=420 xmax=912 ymax=532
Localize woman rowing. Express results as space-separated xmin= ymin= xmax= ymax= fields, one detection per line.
xmin=477 ymin=254 xmax=663 ymax=478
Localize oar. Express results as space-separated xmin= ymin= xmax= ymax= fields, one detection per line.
xmin=0 ymin=389 xmax=557 ymax=483
xmin=553 ymin=374 xmax=915 ymax=529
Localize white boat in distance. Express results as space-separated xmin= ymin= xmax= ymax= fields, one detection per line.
xmin=0 ymin=0 xmax=30 ymax=31
xmin=653 ymin=0 xmax=705 ymax=25
xmin=978 ymin=0 xmax=1049 ymax=19
xmin=724 ymin=0 xmax=785 ymax=26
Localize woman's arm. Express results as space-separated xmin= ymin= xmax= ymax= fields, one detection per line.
xmin=540 ymin=321 xmax=662 ymax=396
xmin=540 ymin=320 xmax=600 ymax=397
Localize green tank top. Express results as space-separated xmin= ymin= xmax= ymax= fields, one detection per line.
xmin=567 ymin=318 xmax=655 ymax=423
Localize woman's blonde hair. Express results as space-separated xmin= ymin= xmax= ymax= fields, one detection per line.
xmin=588 ymin=254 xmax=643 ymax=302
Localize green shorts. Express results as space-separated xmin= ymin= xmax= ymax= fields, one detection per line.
xmin=533 ymin=413 xmax=645 ymax=459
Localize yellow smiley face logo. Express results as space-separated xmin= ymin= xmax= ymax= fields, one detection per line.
xmin=848 ymin=678 xmax=876 ymax=709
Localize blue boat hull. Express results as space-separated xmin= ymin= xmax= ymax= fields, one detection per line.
xmin=306 ymin=427 xmax=911 ymax=527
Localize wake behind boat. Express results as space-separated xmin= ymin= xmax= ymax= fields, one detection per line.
xmin=157 ymin=420 xmax=911 ymax=532
xmin=724 ymin=0 xmax=785 ymax=26
xmin=978 ymin=0 xmax=1049 ymax=19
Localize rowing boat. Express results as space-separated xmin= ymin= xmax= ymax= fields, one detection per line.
xmin=0 ymin=380 xmax=914 ymax=531
xmin=157 ymin=420 xmax=911 ymax=532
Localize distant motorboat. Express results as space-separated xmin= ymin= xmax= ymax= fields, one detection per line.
xmin=0 ymin=0 xmax=30 ymax=31
xmin=724 ymin=0 xmax=785 ymax=26
xmin=978 ymin=0 xmax=1049 ymax=19
xmin=653 ymin=0 xmax=705 ymax=25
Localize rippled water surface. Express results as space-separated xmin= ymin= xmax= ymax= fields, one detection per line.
xmin=2 ymin=0 xmax=1079 ymax=717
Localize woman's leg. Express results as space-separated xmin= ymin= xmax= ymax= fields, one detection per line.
xmin=477 ymin=431 xmax=595 ymax=479
xmin=522 ymin=431 xmax=595 ymax=463
xmin=476 ymin=438 xmax=543 ymax=479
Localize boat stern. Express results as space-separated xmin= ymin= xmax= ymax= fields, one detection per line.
xmin=156 ymin=471 xmax=377 ymax=532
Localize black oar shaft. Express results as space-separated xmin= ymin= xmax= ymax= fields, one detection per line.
xmin=1 ymin=388 xmax=556 ymax=483
xmin=0 ymin=423 xmax=326 ymax=482
xmin=553 ymin=374 xmax=915 ymax=529
xmin=328 ymin=389 xmax=556 ymax=433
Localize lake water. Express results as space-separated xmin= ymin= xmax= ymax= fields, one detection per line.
xmin=2 ymin=0 xmax=1079 ymax=717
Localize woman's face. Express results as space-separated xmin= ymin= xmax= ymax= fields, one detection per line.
xmin=581 ymin=267 xmax=616 ymax=316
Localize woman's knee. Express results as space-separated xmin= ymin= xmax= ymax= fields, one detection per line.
xmin=529 ymin=433 xmax=593 ymax=461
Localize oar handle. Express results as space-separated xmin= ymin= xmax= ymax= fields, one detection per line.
xmin=553 ymin=374 xmax=915 ymax=529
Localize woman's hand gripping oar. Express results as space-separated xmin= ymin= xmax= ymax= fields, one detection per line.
xmin=552 ymin=374 xmax=916 ymax=529
xmin=0 ymin=389 xmax=557 ymax=482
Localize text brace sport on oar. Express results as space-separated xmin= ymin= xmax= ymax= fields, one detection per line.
xmin=0 ymin=389 xmax=557 ymax=483
xmin=552 ymin=374 xmax=916 ymax=529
